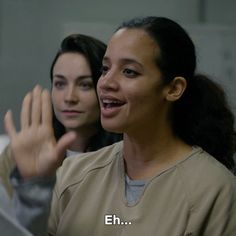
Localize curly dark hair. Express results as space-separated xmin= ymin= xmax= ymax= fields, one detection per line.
xmin=118 ymin=16 xmax=236 ymax=173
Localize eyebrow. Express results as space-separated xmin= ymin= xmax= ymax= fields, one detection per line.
xmin=53 ymin=74 xmax=93 ymax=81
xmin=103 ymin=57 xmax=143 ymax=68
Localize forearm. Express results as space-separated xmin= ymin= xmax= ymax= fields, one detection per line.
xmin=11 ymin=169 xmax=55 ymax=236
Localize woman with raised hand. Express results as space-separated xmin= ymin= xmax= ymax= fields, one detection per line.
xmin=0 ymin=34 xmax=122 ymax=197
xmin=5 ymin=16 xmax=236 ymax=236
xmin=3 ymin=87 xmax=73 ymax=236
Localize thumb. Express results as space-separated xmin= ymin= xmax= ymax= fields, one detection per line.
xmin=4 ymin=110 xmax=16 ymax=140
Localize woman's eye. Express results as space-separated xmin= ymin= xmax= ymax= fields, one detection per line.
xmin=123 ymin=68 xmax=139 ymax=78
xmin=101 ymin=65 xmax=109 ymax=75
xmin=79 ymin=81 xmax=94 ymax=90
xmin=54 ymin=81 xmax=66 ymax=89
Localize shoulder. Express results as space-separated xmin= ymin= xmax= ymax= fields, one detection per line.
xmin=178 ymin=147 xmax=235 ymax=184
xmin=56 ymin=141 xmax=123 ymax=192
xmin=0 ymin=144 xmax=12 ymax=160
xmin=0 ymin=145 xmax=15 ymax=174
xmin=0 ymin=145 xmax=15 ymax=197
xmin=176 ymin=147 xmax=236 ymax=208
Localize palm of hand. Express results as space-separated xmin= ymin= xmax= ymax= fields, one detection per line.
xmin=5 ymin=86 xmax=76 ymax=179
xmin=11 ymin=125 xmax=58 ymax=179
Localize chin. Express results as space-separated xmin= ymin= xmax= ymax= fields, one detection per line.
xmin=63 ymin=122 xmax=81 ymax=130
xmin=101 ymin=121 xmax=123 ymax=134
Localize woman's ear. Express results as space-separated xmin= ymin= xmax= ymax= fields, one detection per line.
xmin=165 ymin=77 xmax=187 ymax=102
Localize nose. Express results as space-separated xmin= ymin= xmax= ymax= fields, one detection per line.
xmin=64 ymin=85 xmax=79 ymax=104
xmin=97 ymin=69 xmax=119 ymax=92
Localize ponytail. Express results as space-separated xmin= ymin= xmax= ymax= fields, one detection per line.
xmin=172 ymin=74 xmax=236 ymax=173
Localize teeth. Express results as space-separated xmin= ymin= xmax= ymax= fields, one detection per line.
xmin=102 ymin=99 xmax=122 ymax=104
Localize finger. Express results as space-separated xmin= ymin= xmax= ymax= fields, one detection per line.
xmin=42 ymin=89 xmax=53 ymax=125
xmin=55 ymin=132 xmax=77 ymax=164
xmin=31 ymin=85 xmax=43 ymax=126
xmin=20 ymin=92 xmax=32 ymax=129
xmin=4 ymin=110 xmax=17 ymax=139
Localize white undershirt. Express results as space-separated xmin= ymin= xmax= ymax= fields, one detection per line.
xmin=66 ymin=150 xmax=83 ymax=158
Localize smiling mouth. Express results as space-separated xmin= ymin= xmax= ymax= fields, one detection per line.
xmin=101 ymin=99 xmax=125 ymax=109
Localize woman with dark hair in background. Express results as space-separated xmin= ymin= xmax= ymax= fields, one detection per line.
xmin=0 ymin=34 xmax=122 ymax=197
xmin=50 ymin=34 xmax=122 ymax=153
xmin=4 ymin=16 xmax=236 ymax=236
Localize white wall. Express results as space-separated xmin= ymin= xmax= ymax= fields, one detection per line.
xmin=207 ymin=0 xmax=236 ymax=25
xmin=0 ymin=0 xmax=236 ymax=133
xmin=0 ymin=0 xmax=199 ymax=133
xmin=186 ymin=24 xmax=236 ymax=116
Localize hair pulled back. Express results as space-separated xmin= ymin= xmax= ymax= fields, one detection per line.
xmin=118 ymin=16 xmax=236 ymax=172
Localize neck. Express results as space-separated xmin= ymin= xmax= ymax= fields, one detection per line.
xmin=67 ymin=126 xmax=98 ymax=152
xmin=123 ymin=126 xmax=192 ymax=180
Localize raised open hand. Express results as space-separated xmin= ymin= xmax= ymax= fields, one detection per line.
xmin=4 ymin=85 xmax=76 ymax=179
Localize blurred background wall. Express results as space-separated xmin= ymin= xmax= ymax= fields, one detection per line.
xmin=0 ymin=0 xmax=236 ymax=133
